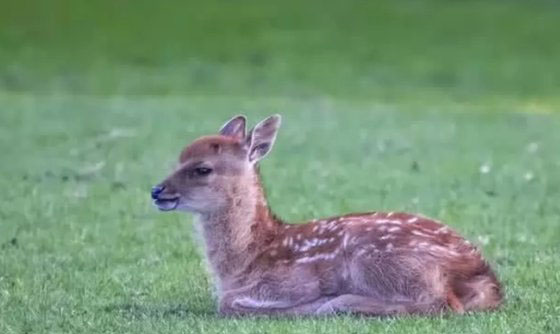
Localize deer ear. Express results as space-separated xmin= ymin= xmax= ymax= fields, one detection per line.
xmin=219 ymin=115 xmax=247 ymax=140
xmin=245 ymin=114 xmax=282 ymax=163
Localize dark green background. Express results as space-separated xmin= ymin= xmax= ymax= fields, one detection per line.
xmin=2 ymin=0 xmax=559 ymax=100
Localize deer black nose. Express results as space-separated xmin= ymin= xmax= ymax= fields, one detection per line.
xmin=151 ymin=185 xmax=165 ymax=199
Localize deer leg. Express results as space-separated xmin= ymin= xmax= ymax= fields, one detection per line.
xmin=221 ymin=296 xmax=335 ymax=316
xmin=219 ymin=281 xmax=327 ymax=316
xmin=315 ymin=294 xmax=447 ymax=316
xmin=446 ymin=289 xmax=465 ymax=314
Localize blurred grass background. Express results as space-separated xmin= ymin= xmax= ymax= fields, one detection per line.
xmin=1 ymin=0 xmax=559 ymax=103
xmin=2 ymin=1 xmax=560 ymax=333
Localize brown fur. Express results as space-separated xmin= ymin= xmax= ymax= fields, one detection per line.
xmin=152 ymin=115 xmax=503 ymax=316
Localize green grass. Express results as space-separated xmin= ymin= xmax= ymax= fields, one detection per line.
xmin=1 ymin=95 xmax=560 ymax=333
xmin=1 ymin=0 xmax=560 ymax=333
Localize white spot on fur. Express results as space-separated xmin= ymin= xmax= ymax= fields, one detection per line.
xmin=448 ymin=250 xmax=460 ymax=256
xmin=342 ymin=234 xmax=350 ymax=248
xmin=328 ymin=221 xmax=338 ymax=230
xmin=429 ymin=245 xmax=445 ymax=252
xmin=282 ymin=238 xmax=292 ymax=247
xmin=435 ymin=226 xmax=449 ymax=234
xmin=388 ymin=226 xmax=401 ymax=233
xmin=385 ymin=243 xmax=394 ymax=251
xmin=387 ymin=212 xmax=395 ymax=217
xmin=299 ymin=238 xmax=319 ymax=252
xmin=411 ymin=230 xmax=433 ymax=238
xmin=295 ymin=249 xmax=340 ymax=264
xmin=376 ymin=219 xmax=402 ymax=225
xmin=407 ymin=217 xmax=419 ymax=223
xmin=344 ymin=218 xmax=369 ymax=226
xmin=380 ymin=235 xmax=394 ymax=240
xmin=356 ymin=245 xmax=378 ymax=257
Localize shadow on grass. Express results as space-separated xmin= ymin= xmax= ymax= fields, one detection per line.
xmin=103 ymin=302 xmax=214 ymax=319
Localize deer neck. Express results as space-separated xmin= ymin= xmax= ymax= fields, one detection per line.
xmin=195 ymin=168 xmax=281 ymax=289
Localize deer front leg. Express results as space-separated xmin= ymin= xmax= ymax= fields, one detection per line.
xmin=219 ymin=280 xmax=328 ymax=316
xmin=220 ymin=296 xmax=334 ymax=316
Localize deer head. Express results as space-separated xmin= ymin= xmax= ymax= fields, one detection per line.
xmin=151 ymin=115 xmax=282 ymax=214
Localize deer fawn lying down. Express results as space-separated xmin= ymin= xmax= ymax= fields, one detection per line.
xmin=151 ymin=115 xmax=503 ymax=316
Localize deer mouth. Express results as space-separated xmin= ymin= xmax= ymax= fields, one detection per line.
xmin=153 ymin=197 xmax=179 ymax=211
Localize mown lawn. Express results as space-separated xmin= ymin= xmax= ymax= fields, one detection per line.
xmin=1 ymin=0 xmax=560 ymax=333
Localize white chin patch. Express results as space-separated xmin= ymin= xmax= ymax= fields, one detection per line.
xmin=153 ymin=199 xmax=179 ymax=211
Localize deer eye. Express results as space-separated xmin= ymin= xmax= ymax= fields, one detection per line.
xmin=193 ymin=166 xmax=213 ymax=177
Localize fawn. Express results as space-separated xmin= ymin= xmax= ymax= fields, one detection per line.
xmin=151 ymin=115 xmax=503 ymax=316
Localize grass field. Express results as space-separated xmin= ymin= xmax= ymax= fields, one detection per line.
xmin=1 ymin=0 xmax=560 ymax=333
